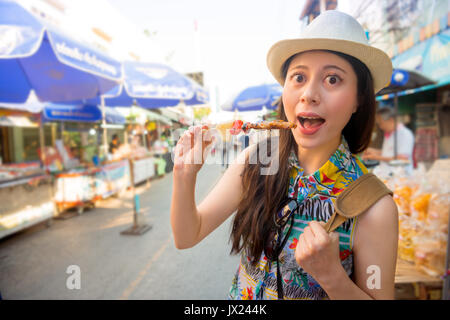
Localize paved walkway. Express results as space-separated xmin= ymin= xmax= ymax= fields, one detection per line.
xmin=0 ymin=156 xmax=240 ymax=299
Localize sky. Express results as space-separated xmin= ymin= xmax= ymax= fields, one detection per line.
xmin=106 ymin=0 xmax=308 ymax=110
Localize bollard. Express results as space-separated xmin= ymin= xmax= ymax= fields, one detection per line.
xmin=121 ymin=159 xmax=152 ymax=236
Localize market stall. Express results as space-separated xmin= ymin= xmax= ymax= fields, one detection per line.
xmin=53 ymin=167 xmax=97 ymax=215
xmin=130 ymin=156 xmax=155 ymax=185
xmin=41 ymin=104 xmax=100 ymax=215
xmin=115 ymin=106 xmax=174 ymax=182
xmin=0 ymin=170 xmax=54 ymax=240
xmin=0 ymin=1 xmax=126 ymax=221
xmin=0 ymin=107 xmax=55 ymax=240
xmin=94 ymin=159 xmax=131 ymax=199
xmin=100 ymin=61 xmax=208 ymax=180
xmin=42 ymin=103 xmax=131 ymax=215
xmin=53 ymin=158 xmax=131 ymax=215
xmin=375 ymin=159 xmax=450 ymax=299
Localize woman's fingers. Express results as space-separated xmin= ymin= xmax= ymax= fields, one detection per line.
xmin=175 ymin=126 xmax=216 ymax=165
xmin=301 ymin=226 xmax=315 ymax=252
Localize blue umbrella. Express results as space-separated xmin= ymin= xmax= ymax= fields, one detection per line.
xmin=224 ymin=83 xmax=282 ymax=112
xmin=0 ymin=1 xmax=122 ymax=103
xmin=183 ymin=83 xmax=209 ymax=106
xmin=102 ymin=61 xmax=208 ymax=108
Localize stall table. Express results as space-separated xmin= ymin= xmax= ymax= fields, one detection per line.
xmin=53 ymin=159 xmax=131 ymax=215
xmin=53 ymin=168 xmax=98 ymax=215
xmin=131 ymin=156 xmax=155 ymax=185
xmin=0 ymin=173 xmax=55 ymax=239
xmin=94 ymin=159 xmax=131 ymax=198
xmin=395 ymin=259 xmax=444 ymax=300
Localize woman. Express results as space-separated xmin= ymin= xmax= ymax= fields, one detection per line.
xmin=170 ymin=10 xmax=398 ymax=300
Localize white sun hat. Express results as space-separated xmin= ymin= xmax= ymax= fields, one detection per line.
xmin=267 ymin=10 xmax=392 ymax=94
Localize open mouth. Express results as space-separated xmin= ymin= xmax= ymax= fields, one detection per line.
xmin=297 ymin=116 xmax=326 ymax=129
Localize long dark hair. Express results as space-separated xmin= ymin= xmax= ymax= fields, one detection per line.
xmin=229 ymin=50 xmax=376 ymax=264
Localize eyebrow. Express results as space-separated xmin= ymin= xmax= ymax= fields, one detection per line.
xmin=289 ymin=64 xmax=347 ymax=74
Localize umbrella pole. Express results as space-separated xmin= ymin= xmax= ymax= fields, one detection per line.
xmin=101 ymin=96 xmax=108 ymax=157
xmin=394 ymin=92 xmax=398 ymax=159
xmin=39 ymin=115 xmax=46 ymax=170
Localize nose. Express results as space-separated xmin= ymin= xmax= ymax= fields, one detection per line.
xmin=299 ymin=82 xmax=320 ymax=105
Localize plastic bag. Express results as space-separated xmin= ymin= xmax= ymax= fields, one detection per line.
xmin=413 ymin=230 xmax=447 ymax=277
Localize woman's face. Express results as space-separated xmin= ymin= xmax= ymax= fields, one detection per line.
xmin=282 ymin=50 xmax=358 ymax=151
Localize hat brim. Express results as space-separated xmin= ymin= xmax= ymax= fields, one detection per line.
xmin=267 ymin=38 xmax=393 ymax=94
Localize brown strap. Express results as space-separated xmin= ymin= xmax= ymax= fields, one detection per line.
xmin=324 ymin=212 xmax=347 ymax=233
xmin=324 ymin=173 xmax=393 ymax=233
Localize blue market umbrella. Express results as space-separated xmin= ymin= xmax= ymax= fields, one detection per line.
xmin=0 ymin=1 xmax=122 ymax=103
xmin=101 ymin=61 xmax=209 ymax=108
xmin=183 ymin=83 xmax=209 ymax=106
xmin=60 ymin=60 xmax=209 ymax=154
xmin=223 ymin=83 xmax=282 ymax=112
xmin=69 ymin=61 xmax=208 ymax=151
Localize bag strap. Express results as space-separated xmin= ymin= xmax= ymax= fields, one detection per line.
xmin=324 ymin=173 xmax=393 ymax=233
xmin=274 ymin=173 xmax=392 ymax=299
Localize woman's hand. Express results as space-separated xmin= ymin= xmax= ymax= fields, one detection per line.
xmin=295 ymin=221 xmax=344 ymax=284
xmin=173 ymin=125 xmax=215 ymax=177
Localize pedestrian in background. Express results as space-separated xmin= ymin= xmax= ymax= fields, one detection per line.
xmin=109 ymin=134 xmax=121 ymax=155
xmin=220 ymin=133 xmax=231 ymax=170
xmin=239 ymin=132 xmax=250 ymax=151
xmin=363 ymin=107 xmax=415 ymax=173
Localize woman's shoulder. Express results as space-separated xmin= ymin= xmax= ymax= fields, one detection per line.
xmin=356 ymin=194 xmax=398 ymax=233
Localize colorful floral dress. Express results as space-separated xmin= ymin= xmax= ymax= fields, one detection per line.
xmin=228 ymin=136 xmax=368 ymax=300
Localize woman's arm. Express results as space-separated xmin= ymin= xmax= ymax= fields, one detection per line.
xmin=351 ymin=194 xmax=399 ymax=299
xmin=321 ymin=194 xmax=399 ymax=299
xmin=170 ymin=127 xmax=253 ymax=249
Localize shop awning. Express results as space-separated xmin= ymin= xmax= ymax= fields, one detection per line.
xmin=43 ymin=103 xmax=102 ymax=122
xmin=159 ymin=107 xmax=193 ymax=125
xmin=115 ymin=106 xmax=172 ymax=125
xmin=376 ymin=68 xmax=438 ymax=101
xmin=0 ymin=115 xmax=38 ymax=127
xmin=103 ymin=106 xmax=126 ymax=125
xmin=43 ymin=103 xmax=126 ymax=125
xmin=144 ymin=110 xmax=172 ymax=125
xmin=0 ymin=101 xmax=44 ymax=114
xmin=376 ymin=78 xmax=450 ymax=101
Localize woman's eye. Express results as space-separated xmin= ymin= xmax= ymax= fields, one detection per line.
xmin=293 ymin=74 xmax=304 ymax=83
xmin=326 ymin=75 xmax=341 ymax=85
